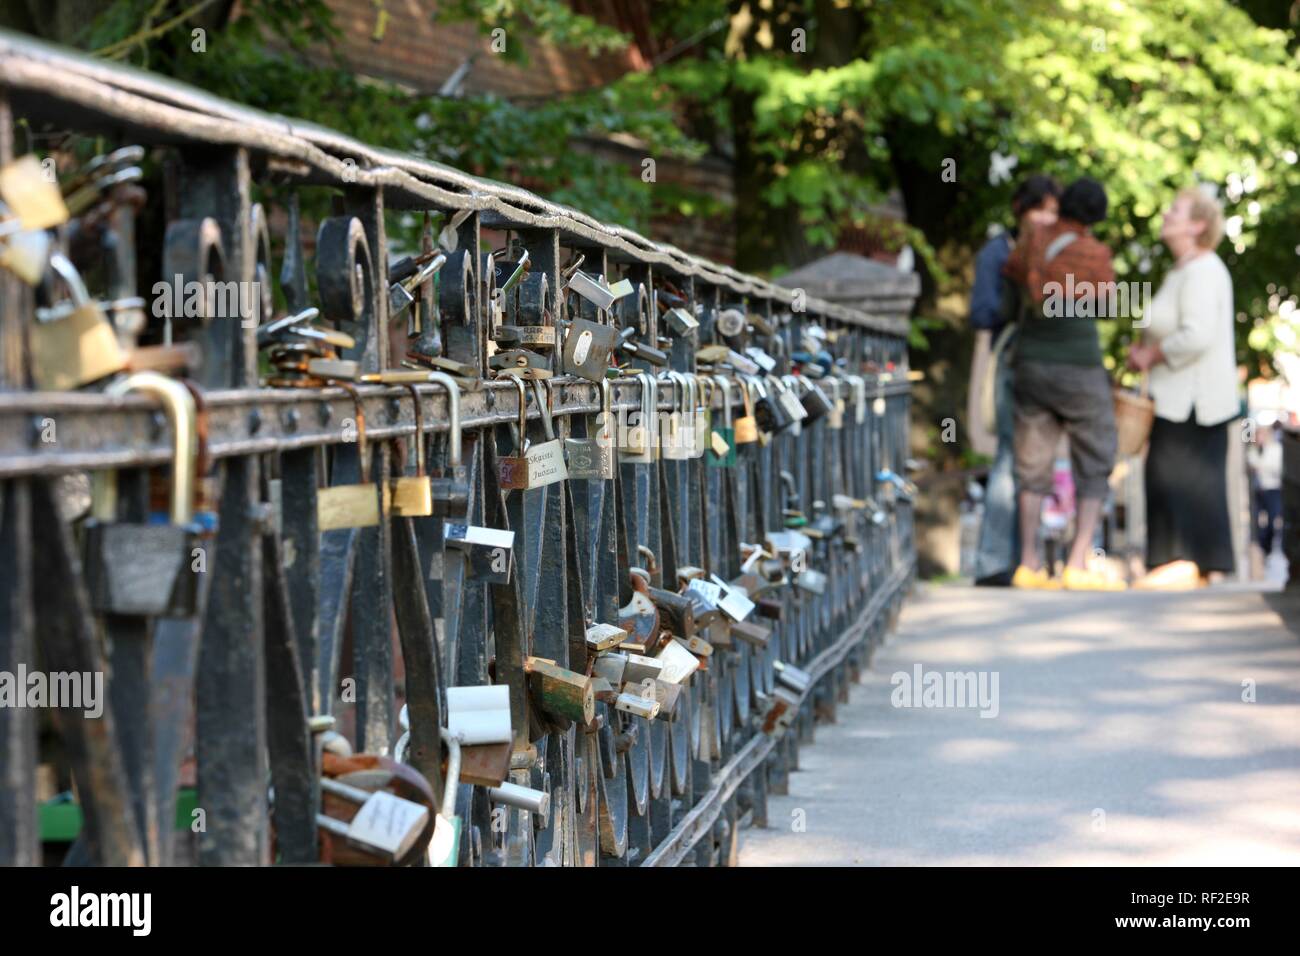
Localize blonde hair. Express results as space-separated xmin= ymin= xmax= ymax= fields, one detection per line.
xmin=1177 ymin=187 xmax=1224 ymax=249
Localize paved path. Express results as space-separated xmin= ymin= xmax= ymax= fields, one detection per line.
xmin=739 ymin=584 xmax=1300 ymax=865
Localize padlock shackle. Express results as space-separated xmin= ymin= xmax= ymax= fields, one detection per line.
xmin=424 ymin=372 xmax=462 ymax=468
xmin=45 ymin=251 xmax=91 ymax=308
xmin=335 ymin=383 xmax=371 ymax=485
xmin=533 ymin=378 xmax=557 ymax=442
xmin=104 ymin=372 xmax=197 ymax=525
xmin=712 ymin=374 xmax=732 ymax=421
xmin=403 ymin=384 xmax=426 ymax=479
xmin=439 ymin=726 xmax=462 ymax=823
xmin=508 ymin=375 xmax=528 ymax=454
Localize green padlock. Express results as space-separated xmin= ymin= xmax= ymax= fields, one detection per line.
xmin=707 ymin=373 xmax=737 ymax=468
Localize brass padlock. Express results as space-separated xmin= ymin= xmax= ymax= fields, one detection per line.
xmin=0 ymin=154 xmax=69 ymax=231
xmin=707 ymin=373 xmax=738 ymax=466
xmin=30 ymin=253 xmax=128 ymax=391
xmin=318 ymin=385 xmax=383 ymax=531
xmin=525 ymin=656 xmax=595 ymax=726
xmin=387 ymin=384 xmax=433 ymax=517
xmin=733 ymin=376 xmax=759 ymax=444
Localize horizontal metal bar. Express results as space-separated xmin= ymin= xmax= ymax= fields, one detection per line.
xmin=641 ymin=558 xmax=914 ymax=868
xmin=0 ymin=375 xmax=911 ymax=476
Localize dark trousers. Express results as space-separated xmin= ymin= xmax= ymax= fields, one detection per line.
xmin=1257 ymin=487 xmax=1282 ymax=554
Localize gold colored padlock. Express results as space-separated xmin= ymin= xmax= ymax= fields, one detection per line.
xmin=318 ymin=385 xmax=383 ymax=531
xmin=387 ymin=384 xmax=434 ymax=517
xmin=30 ymin=253 xmax=127 ymax=391
xmin=0 ymin=155 xmax=69 ymax=231
xmin=733 ymin=377 xmax=759 ymax=445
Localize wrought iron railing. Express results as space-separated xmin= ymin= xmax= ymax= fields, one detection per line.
xmin=0 ymin=30 xmax=914 ymax=867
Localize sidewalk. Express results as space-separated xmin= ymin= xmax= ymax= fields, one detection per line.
xmin=739 ymin=583 xmax=1300 ymax=865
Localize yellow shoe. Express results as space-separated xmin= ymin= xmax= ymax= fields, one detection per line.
xmin=1012 ymin=565 xmax=1060 ymax=590
xmin=1062 ymin=567 xmax=1127 ymax=591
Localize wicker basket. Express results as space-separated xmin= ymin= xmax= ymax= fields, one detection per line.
xmin=1113 ymin=376 xmax=1155 ymax=457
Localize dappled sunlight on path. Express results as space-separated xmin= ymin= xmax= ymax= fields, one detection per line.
xmin=739 ymin=584 xmax=1300 ymax=866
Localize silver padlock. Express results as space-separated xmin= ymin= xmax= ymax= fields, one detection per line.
xmin=774 ymin=660 xmax=814 ymax=694
xmin=565 ymin=378 xmax=615 ymax=481
xmin=618 ymin=372 xmax=657 ymax=464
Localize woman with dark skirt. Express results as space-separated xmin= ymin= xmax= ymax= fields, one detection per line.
xmin=1127 ymin=188 xmax=1238 ymax=589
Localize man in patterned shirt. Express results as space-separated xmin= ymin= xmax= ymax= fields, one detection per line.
xmin=1002 ymin=177 xmax=1123 ymax=591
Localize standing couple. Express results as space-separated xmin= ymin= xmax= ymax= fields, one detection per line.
xmin=969 ymin=175 xmax=1237 ymax=591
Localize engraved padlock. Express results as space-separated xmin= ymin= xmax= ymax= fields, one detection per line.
xmin=565 ymin=377 xmax=615 ymax=481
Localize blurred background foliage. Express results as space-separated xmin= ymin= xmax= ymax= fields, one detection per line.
xmin=3 ymin=0 xmax=1298 ymax=388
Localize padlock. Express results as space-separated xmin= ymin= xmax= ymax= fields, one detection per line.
xmin=523 ymin=378 xmax=568 ymax=488
xmin=678 ymin=635 xmax=714 ymax=657
xmin=428 ymin=728 xmax=464 ymax=867
xmin=565 ymin=377 xmax=615 ymax=480
xmin=316 ymin=775 xmax=430 ymax=865
xmin=710 ymin=574 xmax=756 ymax=622
xmin=745 ymin=346 xmax=777 ymax=374
xmin=794 ymin=568 xmax=828 ymax=595
xmin=444 ymin=523 xmax=515 ymax=583
xmin=733 ymin=377 xmax=759 ymax=445
xmin=706 ymin=374 xmax=737 ymax=465
xmin=0 ymin=154 xmax=69 ymax=230
xmin=497 ymin=376 xmax=533 ymax=490
xmin=730 ymin=619 xmax=771 ymax=649
xmin=751 ymin=378 xmax=790 ymax=435
xmin=561 ymin=317 xmax=618 ymax=382
xmin=646 ymin=678 xmax=683 ymax=720
xmin=30 ymin=252 xmax=128 ymax=391
xmin=417 ymin=372 xmax=469 ymax=517
xmin=655 ymin=638 xmax=702 ymax=685
xmin=566 ymin=269 xmax=627 ymax=312
xmin=0 ymin=223 xmax=50 ymax=285
xmin=525 ymin=657 xmax=595 ymax=726
xmin=826 ymin=378 xmax=845 ymax=430
xmin=798 ymin=379 xmax=835 ymax=422
xmin=617 ymin=372 xmax=657 ymax=463
xmin=444 ymin=685 xmax=512 ymax=746
xmin=83 ymin=373 xmax=204 ymax=617
xmin=387 ymin=384 xmax=433 ymax=516
xmin=663 ymin=305 xmax=698 ymax=337
xmin=623 ymin=652 xmax=664 ymax=685
xmin=592 ymin=652 xmax=629 ymax=687
xmin=494 ymin=324 xmax=557 ymax=350
xmin=318 ymin=385 xmax=382 ymax=531
xmin=658 ymin=371 xmax=689 ymax=460
xmin=646 ymin=585 xmax=696 ymax=639
xmin=614 ymin=693 xmax=661 ymax=720
xmin=585 ymin=622 xmax=630 ymax=653
xmin=618 ymin=571 xmax=661 ymax=645
xmin=489 ymin=347 xmax=552 ymax=380
xmin=687 ymin=374 xmax=708 ymax=459
xmin=774 ymin=376 xmax=808 ymax=425
xmin=774 ymin=660 xmax=814 ymax=694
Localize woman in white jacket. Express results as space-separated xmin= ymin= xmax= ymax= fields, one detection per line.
xmin=1127 ymin=188 xmax=1239 ymax=588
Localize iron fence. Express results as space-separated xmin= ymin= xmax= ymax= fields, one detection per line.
xmin=0 ymin=30 xmax=915 ymax=867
